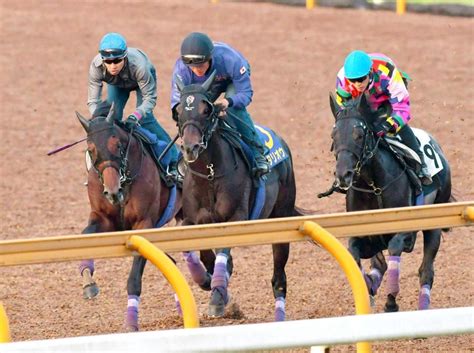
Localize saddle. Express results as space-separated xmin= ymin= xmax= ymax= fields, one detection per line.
xmin=130 ymin=126 xmax=177 ymax=188
xmin=382 ymin=137 xmax=423 ymax=194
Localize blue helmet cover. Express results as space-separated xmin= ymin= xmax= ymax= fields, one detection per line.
xmin=344 ymin=50 xmax=372 ymax=79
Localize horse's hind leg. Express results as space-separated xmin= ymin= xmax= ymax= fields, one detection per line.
xmin=362 ymin=252 xmax=387 ymax=307
xmin=208 ymin=248 xmax=231 ymax=317
xmin=125 ymin=255 xmax=147 ymax=331
xmin=272 ymin=243 xmax=289 ymax=321
xmin=418 ymin=229 xmax=441 ymax=310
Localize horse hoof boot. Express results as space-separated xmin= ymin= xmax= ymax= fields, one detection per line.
xmin=208 ymin=289 xmax=230 ymax=318
xmin=384 ymin=302 xmax=399 ymax=313
xmin=83 ymin=283 xmax=99 ymax=299
xmin=125 ymin=324 xmax=139 ymax=332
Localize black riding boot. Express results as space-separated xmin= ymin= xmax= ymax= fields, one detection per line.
xmin=398 ymin=125 xmax=432 ymax=185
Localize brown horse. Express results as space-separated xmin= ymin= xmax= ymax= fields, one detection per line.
xmin=173 ymin=71 xmax=306 ymax=321
xmin=76 ymin=102 xmax=181 ymax=331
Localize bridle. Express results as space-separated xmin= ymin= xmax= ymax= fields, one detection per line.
xmin=333 ymin=111 xmax=406 ymax=206
xmin=89 ymin=123 xmax=144 ymax=188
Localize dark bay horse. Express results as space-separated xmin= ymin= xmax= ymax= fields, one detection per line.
xmin=327 ymin=93 xmax=451 ymax=312
xmin=173 ymin=71 xmax=304 ymax=321
xmin=76 ymin=102 xmax=182 ymax=331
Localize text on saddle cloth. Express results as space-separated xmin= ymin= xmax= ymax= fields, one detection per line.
xmin=386 ymin=127 xmax=443 ymax=178
xmin=255 ymin=125 xmax=289 ymax=168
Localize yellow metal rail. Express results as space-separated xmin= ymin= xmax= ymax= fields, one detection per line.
xmin=301 ymin=222 xmax=371 ymax=353
xmin=1 ymin=202 xmax=472 ymax=266
xmin=127 ymin=236 xmax=199 ymax=328
xmin=0 ymin=303 xmax=10 ymax=343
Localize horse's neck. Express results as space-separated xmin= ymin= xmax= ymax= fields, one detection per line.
xmin=360 ymin=149 xmax=399 ymax=186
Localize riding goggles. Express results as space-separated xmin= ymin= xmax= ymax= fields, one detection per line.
xmin=181 ymin=54 xmax=209 ymax=66
xmin=103 ymin=58 xmax=124 ymax=65
xmin=100 ymin=49 xmax=127 ymax=60
xmin=348 ymin=75 xmax=368 ymax=83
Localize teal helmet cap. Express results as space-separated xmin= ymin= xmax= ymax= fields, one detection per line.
xmin=99 ymin=33 xmax=128 ymax=59
xmin=344 ymin=50 xmax=372 ymax=79
xmin=180 ymin=32 xmax=214 ymax=66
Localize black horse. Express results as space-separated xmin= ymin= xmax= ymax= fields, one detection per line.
xmin=173 ymin=71 xmax=304 ymax=320
xmin=326 ymin=93 xmax=452 ymax=312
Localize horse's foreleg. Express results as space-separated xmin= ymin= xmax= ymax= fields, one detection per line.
xmin=208 ymin=248 xmax=231 ymax=317
xmin=125 ymin=255 xmax=147 ymax=331
xmin=183 ymin=251 xmax=212 ymax=291
xmin=385 ymin=234 xmax=411 ymax=312
xmin=80 ymin=219 xmax=107 ymax=299
xmin=272 ymin=243 xmax=289 ymax=321
xmin=418 ymin=229 xmax=441 ymax=310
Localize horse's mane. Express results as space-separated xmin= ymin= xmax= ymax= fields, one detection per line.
xmin=91 ymin=101 xmax=117 ymax=121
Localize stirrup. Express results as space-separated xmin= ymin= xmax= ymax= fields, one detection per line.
xmin=419 ymin=166 xmax=432 ymax=186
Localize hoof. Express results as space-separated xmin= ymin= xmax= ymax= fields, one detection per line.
xmin=199 ymin=273 xmax=212 ymax=291
xmin=208 ymin=288 xmax=230 ymax=318
xmin=83 ymin=283 xmax=99 ymax=299
xmin=384 ymin=302 xmax=399 ymax=312
xmin=369 ymin=295 xmax=376 ymax=308
xmin=125 ymin=324 xmax=138 ymax=332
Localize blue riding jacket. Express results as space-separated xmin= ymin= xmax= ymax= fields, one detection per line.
xmin=171 ymin=42 xmax=253 ymax=110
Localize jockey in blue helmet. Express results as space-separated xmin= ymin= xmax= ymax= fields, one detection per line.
xmin=335 ymin=50 xmax=432 ymax=185
xmin=88 ymin=32 xmax=179 ymax=181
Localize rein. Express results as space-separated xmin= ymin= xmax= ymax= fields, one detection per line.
xmin=327 ymin=114 xmax=408 ymax=207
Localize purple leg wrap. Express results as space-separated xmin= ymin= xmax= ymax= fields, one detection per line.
xmin=275 ymin=297 xmax=286 ymax=322
xmin=183 ymin=252 xmax=208 ymax=286
xmin=174 ymin=293 xmax=183 ymax=317
xmin=369 ymin=269 xmax=382 ymax=295
xmin=79 ymin=259 xmax=95 ymax=276
xmin=418 ymin=284 xmax=431 ymax=310
xmin=211 ymin=262 xmax=228 ymax=289
xmin=387 ymin=256 xmax=401 ymax=297
xmin=126 ymin=295 xmax=139 ymax=331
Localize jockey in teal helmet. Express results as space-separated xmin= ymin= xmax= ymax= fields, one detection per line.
xmin=88 ymin=32 xmax=179 ymax=182
xmin=335 ymin=50 xmax=432 ymax=185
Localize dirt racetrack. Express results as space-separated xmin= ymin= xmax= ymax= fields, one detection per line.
xmin=1 ymin=1 xmax=473 ymax=352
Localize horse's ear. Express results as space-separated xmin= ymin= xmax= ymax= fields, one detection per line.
xmin=202 ymin=70 xmax=217 ymax=92
xmin=106 ymin=102 xmax=115 ymax=124
xmin=329 ymin=92 xmax=340 ymax=120
xmin=76 ymin=111 xmax=90 ymax=132
xmin=175 ymin=74 xmax=185 ymax=93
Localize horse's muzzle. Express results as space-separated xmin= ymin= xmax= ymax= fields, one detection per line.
xmin=181 ymin=143 xmax=201 ymax=163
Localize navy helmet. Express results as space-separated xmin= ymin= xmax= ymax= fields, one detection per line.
xmin=180 ymin=32 xmax=214 ymax=66
xmin=99 ymin=33 xmax=128 ymax=60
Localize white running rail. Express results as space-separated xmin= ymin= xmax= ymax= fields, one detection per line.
xmin=2 ymin=307 xmax=473 ymax=352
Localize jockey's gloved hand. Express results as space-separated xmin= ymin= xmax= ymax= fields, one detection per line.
xmin=215 ymin=98 xmax=230 ymax=118
xmin=124 ymin=112 xmax=141 ymax=128
xmin=375 ymin=118 xmax=397 ymax=137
